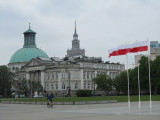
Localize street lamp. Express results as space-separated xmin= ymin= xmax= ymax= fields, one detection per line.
xmin=30 ymin=71 xmax=35 ymax=98
xmin=93 ymin=74 xmax=96 ymax=96
xmin=30 ymin=79 xmax=32 ymax=98
xmin=68 ymin=72 xmax=71 ymax=97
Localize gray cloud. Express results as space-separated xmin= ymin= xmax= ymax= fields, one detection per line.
xmin=0 ymin=0 xmax=160 ymax=67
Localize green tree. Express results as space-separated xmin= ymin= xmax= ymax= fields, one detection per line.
xmin=94 ymin=74 xmax=113 ymax=95
xmin=139 ymin=56 xmax=149 ymax=93
xmin=0 ymin=65 xmax=14 ymax=97
xmin=113 ymin=55 xmax=160 ymax=95
xmin=129 ymin=67 xmax=138 ymax=94
xmin=151 ymin=56 xmax=160 ymax=94
xmin=113 ymin=71 xmax=128 ymax=94
xmin=14 ymin=76 xmax=29 ymax=97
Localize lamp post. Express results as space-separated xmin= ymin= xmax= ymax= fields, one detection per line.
xmin=31 ymin=79 xmax=32 ymax=98
xmin=30 ymin=72 xmax=33 ymax=98
xmin=93 ymin=74 xmax=95 ymax=96
xmin=68 ymin=72 xmax=71 ymax=97
xmin=30 ymin=71 xmax=35 ymax=98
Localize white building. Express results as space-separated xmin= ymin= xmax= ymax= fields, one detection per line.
xmin=19 ymin=56 xmax=125 ymax=96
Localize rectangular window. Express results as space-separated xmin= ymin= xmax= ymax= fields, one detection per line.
xmin=84 ymin=83 xmax=86 ymax=89
xmin=75 ymin=83 xmax=78 ymax=89
xmin=83 ymin=72 xmax=86 ymax=79
xmin=62 ymin=72 xmax=65 ymax=79
xmin=56 ymin=84 xmax=58 ymax=89
xmin=87 ymin=72 xmax=89 ymax=79
xmin=68 ymin=72 xmax=70 ymax=79
xmin=88 ymin=83 xmax=90 ymax=89
xmin=51 ymin=84 xmax=54 ymax=90
xmin=56 ymin=73 xmax=58 ymax=80
xmin=52 ymin=73 xmax=54 ymax=80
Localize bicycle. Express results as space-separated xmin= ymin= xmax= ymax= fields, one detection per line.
xmin=47 ymin=100 xmax=54 ymax=108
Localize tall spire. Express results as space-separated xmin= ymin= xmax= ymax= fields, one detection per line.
xmin=73 ymin=20 xmax=78 ymax=39
xmin=75 ymin=20 xmax=77 ymax=34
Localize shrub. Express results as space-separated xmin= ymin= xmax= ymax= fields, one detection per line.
xmin=76 ymin=90 xmax=92 ymax=97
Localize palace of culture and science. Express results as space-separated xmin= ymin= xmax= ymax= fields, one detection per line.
xmin=8 ymin=23 xmax=125 ymax=97
xmin=67 ymin=22 xmax=85 ymax=57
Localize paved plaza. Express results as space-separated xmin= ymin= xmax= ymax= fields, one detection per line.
xmin=0 ymin=101 xmax=160 ymax=120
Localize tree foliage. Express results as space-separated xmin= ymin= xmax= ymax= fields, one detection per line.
xmin=76 ymin=90 xmax=92 ymax=97
xmin=151 ymin=56 xmax=160 ymax=94
xmin=114 ymin=55 xmax=160 ymax=95
xmin=94 ymin=74 xmax=113 ymax=95
xmin=0 ymin=65 xmax=14 ymax=97
xmin=114 ymin=71 xmax=128 ymax=94
xmin=13 ymin=76 xmax=29 ymax=97
xmin=13 ymin=77 xmax=43 ymax=97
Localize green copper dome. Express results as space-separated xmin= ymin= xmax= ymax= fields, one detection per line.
xmin=9 ymin=24 xmax=49 ymax=63
xmin=9 ymin=48 xmax=48 ymax=63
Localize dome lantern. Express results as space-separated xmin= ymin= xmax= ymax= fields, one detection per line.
xmin=23 ymin=23 xmax=36 ymax=48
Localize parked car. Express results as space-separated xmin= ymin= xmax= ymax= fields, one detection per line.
xmin=33 ymin=95 xmax=43 ymax=98
xmin=19 ymin=94 xmax=26 ymax=98
xmin=38 ymin=95 xmax=44 ymax=98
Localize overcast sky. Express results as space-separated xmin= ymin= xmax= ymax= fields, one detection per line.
xmin=0 ymin=0 xmax=160 ymax=68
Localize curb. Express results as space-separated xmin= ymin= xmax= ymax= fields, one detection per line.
xmin=1 ymin=100 xmax=117 ymax=105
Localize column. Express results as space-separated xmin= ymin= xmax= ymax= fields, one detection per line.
xmin=41 ymin=71 xmax=45 ymax=89
xmin=80 ymin=69 xmax=84 ymax=89
xmin=26 ymin=72 xmax=30 ymax=80
xmin=58 ymin=73 xmax=62 ymax=90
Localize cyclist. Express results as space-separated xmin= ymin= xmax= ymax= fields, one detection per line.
xmin=47 ymin=93 xmax=55 ymax=108
xmin=47 ymin=93 xmax=54 ymax=103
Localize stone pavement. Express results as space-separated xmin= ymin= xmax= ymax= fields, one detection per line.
xmin=0 ymin=101 xmax=160 ymax=120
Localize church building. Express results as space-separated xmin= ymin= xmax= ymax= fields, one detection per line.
xmin=8 ymin=24 xmax=48 ymax=72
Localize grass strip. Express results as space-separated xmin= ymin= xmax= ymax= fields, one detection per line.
xmin=1 ymin=95 xmax=160 ymax=103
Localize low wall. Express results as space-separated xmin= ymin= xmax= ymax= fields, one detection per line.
xmin=1 ymin=100 xmax=117 ymax=105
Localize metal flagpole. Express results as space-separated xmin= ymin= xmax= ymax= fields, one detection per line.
xmin=148 ymin=40 xmax=152 ymax=108
xmin=126 ymin=54 xmax=130 ymax=109
xmin=137 ymin=52 xmax=141 ymax=108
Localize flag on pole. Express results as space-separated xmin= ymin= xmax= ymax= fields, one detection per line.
xmin=108 ymin=40 xmax=149 ymax=109
xmin=108 ymin=41 xmax=148 ymax=57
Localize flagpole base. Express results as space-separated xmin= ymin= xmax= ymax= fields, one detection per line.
xmin=128 ymin=100 xmax=130 ymax=109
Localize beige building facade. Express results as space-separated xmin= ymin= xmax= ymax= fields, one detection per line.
xmin=18 ymin=57 xmax=124 ymax=96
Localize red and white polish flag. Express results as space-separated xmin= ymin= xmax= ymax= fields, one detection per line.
xmin=108 ymin=41 xmax=148 ymax=57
